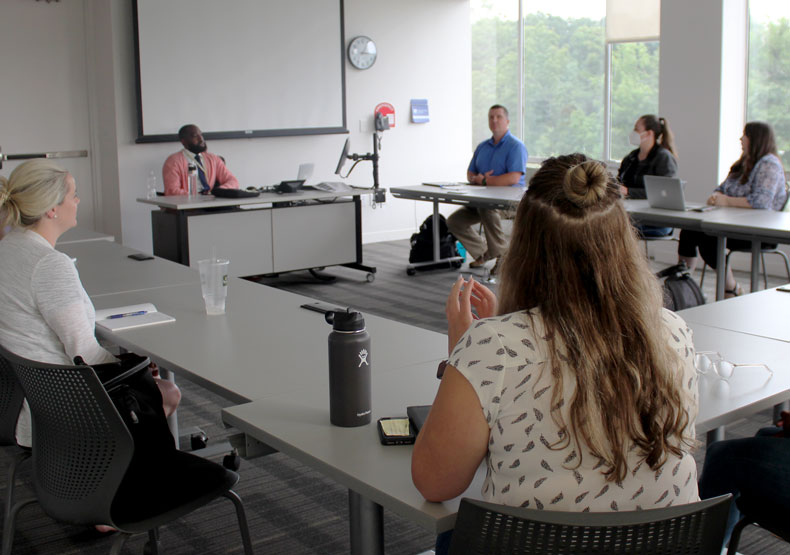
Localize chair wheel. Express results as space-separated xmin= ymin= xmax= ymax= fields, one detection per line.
xmin=366 ymin=272 xmax=375 ymax=283
xmin=406 ymin=268 xmax=416 ymax=276
xmin=190 ymin=431 xmax=208 ymax=451
xmin=223 ymin=449 xmax=241 ymax=471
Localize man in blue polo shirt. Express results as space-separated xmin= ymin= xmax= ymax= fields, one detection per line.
xmin=448 ymin=104 xmax=528 ymax=273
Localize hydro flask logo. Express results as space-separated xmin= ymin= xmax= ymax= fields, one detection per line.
xmin=358 ymin=348 xmax=369 ymax=367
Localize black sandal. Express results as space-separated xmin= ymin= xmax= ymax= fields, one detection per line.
xmin=724 ymin=283 xmax=744 ymax=298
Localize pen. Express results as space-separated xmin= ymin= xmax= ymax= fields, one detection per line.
xmin=107 ymin=310 xmax=147 ymax=319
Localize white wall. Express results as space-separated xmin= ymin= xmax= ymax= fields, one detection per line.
xmin=99 ymin=0 xmax=472 ymax=252
xmin=0 ymin=0 xmax=96 ymax=228
xmin=660 ymin=0 xmax=747 ymax=202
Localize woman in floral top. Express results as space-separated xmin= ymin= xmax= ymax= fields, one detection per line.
xmin=678 ymin=121 xmax=787 ymax=296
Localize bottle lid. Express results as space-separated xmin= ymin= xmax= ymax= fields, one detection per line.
xmin=325 ymin=308 xmax=365 ymax=331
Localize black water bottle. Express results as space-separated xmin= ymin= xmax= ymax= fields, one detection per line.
xmin=326 ymin=309 xmax=371 ymax=427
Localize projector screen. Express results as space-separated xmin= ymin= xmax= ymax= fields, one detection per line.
xmin=133 ymin=0 xmax=347 ymax=142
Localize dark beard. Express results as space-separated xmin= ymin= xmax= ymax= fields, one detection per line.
xmin=186 ymin=143 xmax=207 ymax=154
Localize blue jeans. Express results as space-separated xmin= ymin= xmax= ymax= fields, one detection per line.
xmin=698 ymin=426 xmax=790 ymax=545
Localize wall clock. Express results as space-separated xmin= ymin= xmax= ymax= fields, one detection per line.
xmin=347 ymin=36 xmax=377 ymax=70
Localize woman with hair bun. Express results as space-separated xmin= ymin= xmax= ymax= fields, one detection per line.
xmin=413 ymin=154 xmax=699 ymax=553
xmin=0 ymin=159 xmax=180 ymax=450
xmin=618 ymin=114 xmax=679 ymax=237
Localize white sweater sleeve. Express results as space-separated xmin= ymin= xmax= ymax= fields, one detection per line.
xmin=31 ymin=252 xmax=116 ymax=365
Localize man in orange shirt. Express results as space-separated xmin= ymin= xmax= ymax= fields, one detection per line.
xmin=162 ymin=124 xmax=240 ymax=195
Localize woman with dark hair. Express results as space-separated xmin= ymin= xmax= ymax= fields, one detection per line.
xmin=412 ymin=154 xmax=699 ymax=552
xmin=618 ymin=114 xmax=679 ymax=237
xmin=678 ymin=121 xmax=787 ymax=297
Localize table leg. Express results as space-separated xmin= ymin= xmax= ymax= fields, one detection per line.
xmin=750 ymin=240 xmax=761 ymax=292
xmin=349 ymin=489 xmax=384 ymax=555
xmin=715 ymin=236 xmax=727 ymax=301
xmin=706 ymin=427 xmax=725 ymax=446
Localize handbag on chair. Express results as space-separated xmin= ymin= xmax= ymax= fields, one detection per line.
xmin=73 ymin=354 xmax=175 ymax=452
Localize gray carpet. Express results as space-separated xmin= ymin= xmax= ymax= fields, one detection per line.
xmin=0 ymin=239 xmax=786 ymax=554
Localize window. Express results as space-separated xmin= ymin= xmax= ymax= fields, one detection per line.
xmin=522 ymin=2 xmax=605 ymax=159
xmin=470 ymin=1 xmax=520 ymax=147
xmin=747 ymin=1 xmax=790 ymax=168
xmin=470 ymin=1 xmax=660 ymax=163
xmin=608 ymin=41 xmax=660 ymax=161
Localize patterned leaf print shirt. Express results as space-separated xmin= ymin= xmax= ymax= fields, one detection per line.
xmin=449 ymin=308 xmax=699 ymax=512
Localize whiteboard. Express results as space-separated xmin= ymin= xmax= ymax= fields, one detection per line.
xmin=133 ymin=0 xmax=347 ymax=142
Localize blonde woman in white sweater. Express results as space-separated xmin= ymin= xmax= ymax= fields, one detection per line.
xmin=0 ymin=160 xmax=180 ymax=447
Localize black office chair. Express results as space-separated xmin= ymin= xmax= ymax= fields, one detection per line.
xmin=0 ymin=346 xmax=30 ymax=545
xmin=1 ymin=350 xmax=254 ymax=555
xmin=727 ymin=495 xmax=790 ymax=555
xmin=448 ymin=495 xmax=732 ymax=554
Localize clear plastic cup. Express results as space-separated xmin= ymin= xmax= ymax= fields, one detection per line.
xmin=197 ymin=259 xmax=229 ymax=315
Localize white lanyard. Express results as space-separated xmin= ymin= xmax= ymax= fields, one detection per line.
xmin=182 ymin=150 xmax=208 ymax=175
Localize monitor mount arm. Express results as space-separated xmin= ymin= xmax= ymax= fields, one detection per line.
xmin=339 ymin=115 xmax=388 ymax=204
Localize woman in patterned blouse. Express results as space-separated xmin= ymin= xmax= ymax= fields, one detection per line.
xmin=412 ymin=154 xmax=699 ymax=552
xmin=678 ymin=121 xmax=787 ymax=297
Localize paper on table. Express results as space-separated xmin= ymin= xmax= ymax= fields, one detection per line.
xmin=95 ymin=303 xmax=175 ymax=332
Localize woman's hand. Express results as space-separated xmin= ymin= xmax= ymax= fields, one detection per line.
xmin=708 ymin=192 xmax=728 ymax=206
xmin=469 ymin=279 xmax=497 ymax=319
xmin=620 ymin=185 xmax=629 ymax=198
xmin=446 ymin=276 xmax=497 ymax=356
xmin=446 ymin=276 xmax=474 ymax=355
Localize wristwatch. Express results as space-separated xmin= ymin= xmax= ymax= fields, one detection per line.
xmin=482 ymin=176 xmax=487 ymax=186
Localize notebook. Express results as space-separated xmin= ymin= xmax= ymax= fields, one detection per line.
xmin=95 ymin=303 xmax=175 ymax=332
xmin=644 ymin=176 xmax=714 ymax=212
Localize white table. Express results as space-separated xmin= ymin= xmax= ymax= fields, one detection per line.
xmin=58 ymin=226 xmax=114 ymax=244
xmin=220 ymin=320 xmax=790 ymax=554
xmin=57 ymin=240 xmax=200 ymax=297
xmin=689 ymin=322 xmax=790 ymax=438
xmin=701 ymin=210 xmax=790 ymax=299
xmin=680 ymin=286 xmax=790 ymax=343
xmin=392 ymin=187 xmax=790 ymax=298
xmin=90 ymin=274 xmax=446 ymax=555
xmin=140 ymin=188 xmax=376 ymax=280
xmin=222 ymin=360 xmax=484 ymax=555
xmin=91 ymin=278 xmax=447 ymax=405
xmin=390 ymin=185 xmax=525 ymax=274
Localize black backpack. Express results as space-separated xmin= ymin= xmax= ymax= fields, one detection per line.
xmin=656 ymin=262 xmax=706 ymax=311
xmin=409 ymin=214 xmax=458 ymax=263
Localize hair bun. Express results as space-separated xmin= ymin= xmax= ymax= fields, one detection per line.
xmin=562 ymin=160 xmax=608 ymax=207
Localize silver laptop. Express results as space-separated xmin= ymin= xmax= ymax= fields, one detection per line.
xmin=644 ymin=175 xmax=714 ymax=212
xmin=297 ymin=163 xmax=314 ymax=183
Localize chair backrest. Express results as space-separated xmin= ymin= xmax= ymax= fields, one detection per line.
xmin=2 ymin=347 xmax=134 ymax=526
xmin=449 ymin=495 xmax=732 ymax=555
xmin=0 ymin=344 xmax=26 ymax=446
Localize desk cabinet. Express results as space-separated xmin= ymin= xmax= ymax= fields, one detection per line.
xmin=272 ymin=202 xmax=357 ymax=272
xmin=152 ymin=199 xmax=357 ymax=277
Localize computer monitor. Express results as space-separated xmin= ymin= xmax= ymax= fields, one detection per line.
xmin=335 ymin=138 xmax=350 ymax=175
